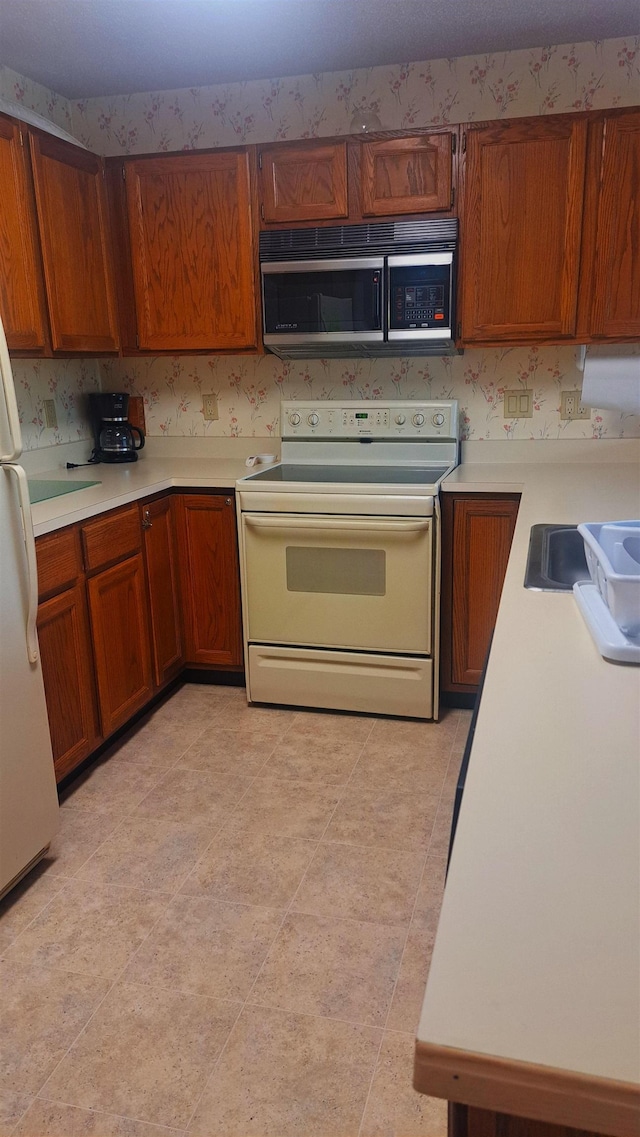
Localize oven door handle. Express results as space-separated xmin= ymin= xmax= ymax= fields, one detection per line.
xmin=244 ymin=515 xmax=430 ymax=534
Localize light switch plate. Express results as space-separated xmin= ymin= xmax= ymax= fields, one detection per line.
xmin=503 ymin=389 xmax=533 ymax=418
xmin=202 ymin=393 xmax=219 ymax=421
xmin=43 ymin=399 xmax=58 ymax=429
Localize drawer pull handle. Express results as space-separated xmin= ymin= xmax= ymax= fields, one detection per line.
xmin=142 ymin=510 xmax=152 ymax=530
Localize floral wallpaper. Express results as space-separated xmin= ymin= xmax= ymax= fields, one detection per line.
xmin=100 ymin=347 xmax=640 ymax=442
xmin=2 ymin=38 xmax=639 ymax=447
xmin=12 ymin=358 xmax=101 ymax=451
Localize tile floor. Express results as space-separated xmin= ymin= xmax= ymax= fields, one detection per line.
xmin=0 ymin=684 xmax=470 ymax=1137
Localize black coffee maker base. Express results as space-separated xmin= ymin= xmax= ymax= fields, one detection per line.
xmin=96 ymin=452 xmax=139 ymax=463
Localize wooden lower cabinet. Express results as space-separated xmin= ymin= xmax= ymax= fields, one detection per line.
xmin=141 ymin=495 xmax=184 ymax=687
xmin=441 ymin=493 xmax=520 ymax=694
xmin=450 ymin=1103 xmax=613 ymax=1137
xmin=86 ymin=553 xmax=154 ymax=736
xmin=175 ymin=493 xmax=243 ymax=668
xmin=37 ymin=583 xmax=99 ymax=781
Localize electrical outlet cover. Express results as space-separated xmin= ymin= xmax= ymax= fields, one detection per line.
xmin=202 ymin=393 xmax=219 ymax=421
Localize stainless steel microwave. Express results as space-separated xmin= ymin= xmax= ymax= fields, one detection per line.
xmin=260 ymin=219 xmax=458 ymax=358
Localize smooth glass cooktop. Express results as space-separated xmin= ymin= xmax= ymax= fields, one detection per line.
xmin=245 ymin=463 xmax=451 ymax=485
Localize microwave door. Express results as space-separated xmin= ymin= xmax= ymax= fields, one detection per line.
xmin=262 ymin=258 xmax=384 ymax=344
xmin=387 ymin=253 xmax=454 ymax=342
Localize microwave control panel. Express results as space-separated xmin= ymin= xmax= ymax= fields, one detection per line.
xmin=281 ymin=400 xmax=458 ymax=439
xmin=388 ymin=257 xmax=453 ymax=333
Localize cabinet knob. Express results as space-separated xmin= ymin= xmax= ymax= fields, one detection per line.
xmin=142 ymin=510 xmax=152 ymax=529
xmin=225 ymin=498 xmax=232 ymax=506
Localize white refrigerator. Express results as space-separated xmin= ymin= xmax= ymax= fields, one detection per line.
xmin=0 ymin=313 xmax=59 ymax=898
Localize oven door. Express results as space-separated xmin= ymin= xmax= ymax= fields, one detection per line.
xmin=241 ymin=513 xmax=432 ymax=653
xmin=262 ymin=258 xmax=384 ymax=346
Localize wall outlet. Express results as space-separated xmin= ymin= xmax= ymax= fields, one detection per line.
xmin=560 ymin=390 xmax=591 ymax=421
xmin=202 ymin=393 xmax=219 ymax=421
xmin=43 ymin=399 xmax=58 ymax=429
xmin=503 ymin=389 xmax=533 ymax=418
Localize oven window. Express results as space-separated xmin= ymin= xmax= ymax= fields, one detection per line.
xmin=286 ymin=546 xmax=386 ymax=595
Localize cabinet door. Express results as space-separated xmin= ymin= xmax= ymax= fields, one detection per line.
xmin=441 ymin=495 xmax=519 ymax=692
xmin=360 ymin=134 xmax=453 ymax=216
xmin=125 ymin=150 xmax=257 ymax=351
xmin=450 ymin=1102 xmax=609 ymax=1137
xmin=175 ymin=494 xmax=242 ymax=667
xmin=0 ymin=116 xmax=49 ymax=351
xmin=461 ymin=117 xmax=588 ymax=343
xmin=87 ymin=554 xmax=153 ymax=736
xmin=37 ymin=584 xmax=100 ymax=782
xmin=590 ymin=110 xmax=640 ymax=339
xmin=29 ymin=132 xmax=119 ymax=352
xmin=141 ymin=496 xmax=184 ymax=687
xmin=259 ymin=141 xmax=348 ymax=223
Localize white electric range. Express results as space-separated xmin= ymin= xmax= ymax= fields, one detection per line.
xmin=236 ymin=399 xmax=459 ymax=719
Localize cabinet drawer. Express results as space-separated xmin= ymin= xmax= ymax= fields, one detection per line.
xmin=36 ymin=526 xmax=82 ymax=599
xmin=81 ymin=505 xmax=141 ymax=572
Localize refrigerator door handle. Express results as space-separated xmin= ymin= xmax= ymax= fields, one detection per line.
xmin=6 ymin=464 xmax=39 ymax=663
xmin=0 ymin=317 xmax=23 ymax=462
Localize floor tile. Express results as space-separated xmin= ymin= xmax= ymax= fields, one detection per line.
xmin=0 ymin=962 xmax=110 ymax=1096
xmin=292 ymin=843 xmax=424 ymax=926
xmin=426 ymin=807 xmax=454 ymax=859
xmin=359 ymin=1031 xmax=447 ymax=1137
xmin=133 ymin=768 xmax=251 ymax=824
xmin=40 ymin=981 xmax=239 ymax=1130
xmin=14 ymin=1100 xmax=182 ymax=1136
xmin=0 ymin=864 xmax=66 ymax=953
xmin=179 ymin=822 xmax=317 ymax=908
xmin=367 ymin=712 xmax=460 ymax=748
xmin=45 ymin=807 xmax=123 ymax=877
xmin=61 ymin=759 xmax=171 ymax=816
xmin=210 ymin=702 xmax=296 ymax=735
xmin=231 ymin=778 xmax=342 ymax=839
xmin=386 ymin=928 xmax=435 ymax=1034
xmin=412 ymin=858 xmax=447 ymax=933
xmin=250 ymin=911 xmax=405 ymax=1026
xmin=2 ymin=880 xmax=169 ymax=980
xmin=178 ymin=727 xmax=280 ymax=776
xmin=76 ymin=818 xmax=214 ymax=893
xmin=260 ymin=734 xmax=364 ymax=784
xmin=123 ymin=895 xmax=282 ymax=1000
xmin=288 ymin=709 xmax=376 ymax=744
xmin=188 ymin=1005 xmax=381 ymax=1137
xmin=0 ymin=1089 xmax=32 ymax=1136
xmin=323 ymin=785 xmax=440 ymax=851
xmin=350 ymin=739 xmax=450 ymax=795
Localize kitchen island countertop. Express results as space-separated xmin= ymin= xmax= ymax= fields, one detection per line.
xmin=416 ymin=443 xmax=640 ymax=1135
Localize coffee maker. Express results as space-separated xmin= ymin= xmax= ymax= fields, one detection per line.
xmin=89 ymin=392 xmax=145 ymax=463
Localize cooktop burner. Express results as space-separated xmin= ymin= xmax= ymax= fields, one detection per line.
xmin=244 ymin=463 xmax=452 ymax=486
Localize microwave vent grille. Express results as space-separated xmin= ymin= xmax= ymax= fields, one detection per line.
xmin=260 ymin=219 xmax=458 ymax=262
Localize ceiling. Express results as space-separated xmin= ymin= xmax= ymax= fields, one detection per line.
xmin=0 ymin=0 xmax=638 ymax=100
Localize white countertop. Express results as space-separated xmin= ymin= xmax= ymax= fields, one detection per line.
xmin=417 ymin=448 xmax=640 ymax=1125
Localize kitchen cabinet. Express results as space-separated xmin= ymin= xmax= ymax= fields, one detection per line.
xmin=141 ymin=495 xmax=184 ymax=687
xmin=121 ymin=149 xmax=258 ymax=351
xmin=0 ymin=115 xmax=49 ymax=352
xmin=460 ymin=115 xmax=588 ymax=344
xmin=175 ymin=493 xmax=243 ymax=668
xmin=441 ymin=493 xmax=520 ymax=695
xmin=35 ymin=527 xmax=100 ymax=781
xmin=81 ymin=505 xmax=153 ymax=736
xmin=588 ymin=109 xmax=640 ymax=339
xmin=28 ymin=131 xmax=120 ymax=353
xmin=449 ymin=1102 xmax=615 ymax=1137
xmin=258 ymin=140 xmax=348 ymax=224
xmin=359 ymin=133 xmax=453 ymax=216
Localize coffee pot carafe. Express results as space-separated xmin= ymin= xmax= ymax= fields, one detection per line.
xmin=89 ymin=392 xmax=145 ymax=463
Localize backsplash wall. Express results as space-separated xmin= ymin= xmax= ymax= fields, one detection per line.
xmin=2 ymin=39 xmax=639 ymax=447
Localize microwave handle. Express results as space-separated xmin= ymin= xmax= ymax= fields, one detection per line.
xmin=373 ymin=271 xmax=381 ymax=330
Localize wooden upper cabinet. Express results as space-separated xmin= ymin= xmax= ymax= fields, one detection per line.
xmin=590 ymin=109 xmax=640 ymax=339
xmin=0 ymin=116 xmax=49 ymax=351
xmin=461 ymin=116 xmax=588 ymax=343
xmin=259 ymin=140 xmax=348 ymax=223
xmin=360 ymin=134 xmax=453 ymax=216
xmin=28 ymin=132 xmax=119 ymax=353
xmin=124 ymin=150 xmax=257 ymax=351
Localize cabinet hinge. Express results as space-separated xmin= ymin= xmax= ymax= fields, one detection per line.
xmin=457 ymin=321 xmax=462 ymax=340
xmin=135 ymin=333 xmax=139 ymax=349
xmin=451 ymin=134 xmax=457 ymax=155
xmin=462 ymin=132 xmax=467 ymax=154
xmin=450 ymin=186 xmax=455 ymax=209
xmin=260 ymin=202 xmax=265 ymax=221
xmin=258 ymin=151 xmax=262 ymax=170
xmin=18 ymin=128 xmax=25 ymax=148
xmin=122 ymin=165 xmax=126 ymax=180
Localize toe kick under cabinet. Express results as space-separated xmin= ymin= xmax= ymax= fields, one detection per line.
xmin=36 ymin=490 xmax=242 ymax=782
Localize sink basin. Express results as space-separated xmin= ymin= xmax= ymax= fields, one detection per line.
xmin=524 ymin=524 xmax=589 ymax=591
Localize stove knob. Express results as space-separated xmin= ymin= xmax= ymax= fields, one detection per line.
xmin=288 ymin=412 xmax=301 ymax=426
xmin=432 ymin=412 xmax=445 ymax=427
xmin=395 ymin=414 xmax=406 ymax=425
xmin=308 ymin=412 xmax=320 ymax=427
xmin=412 ymin=412 xmax=425 ymax=427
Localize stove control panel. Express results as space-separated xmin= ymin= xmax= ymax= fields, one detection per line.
xmin=282 ymin=400 xmax=458 ymax=440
